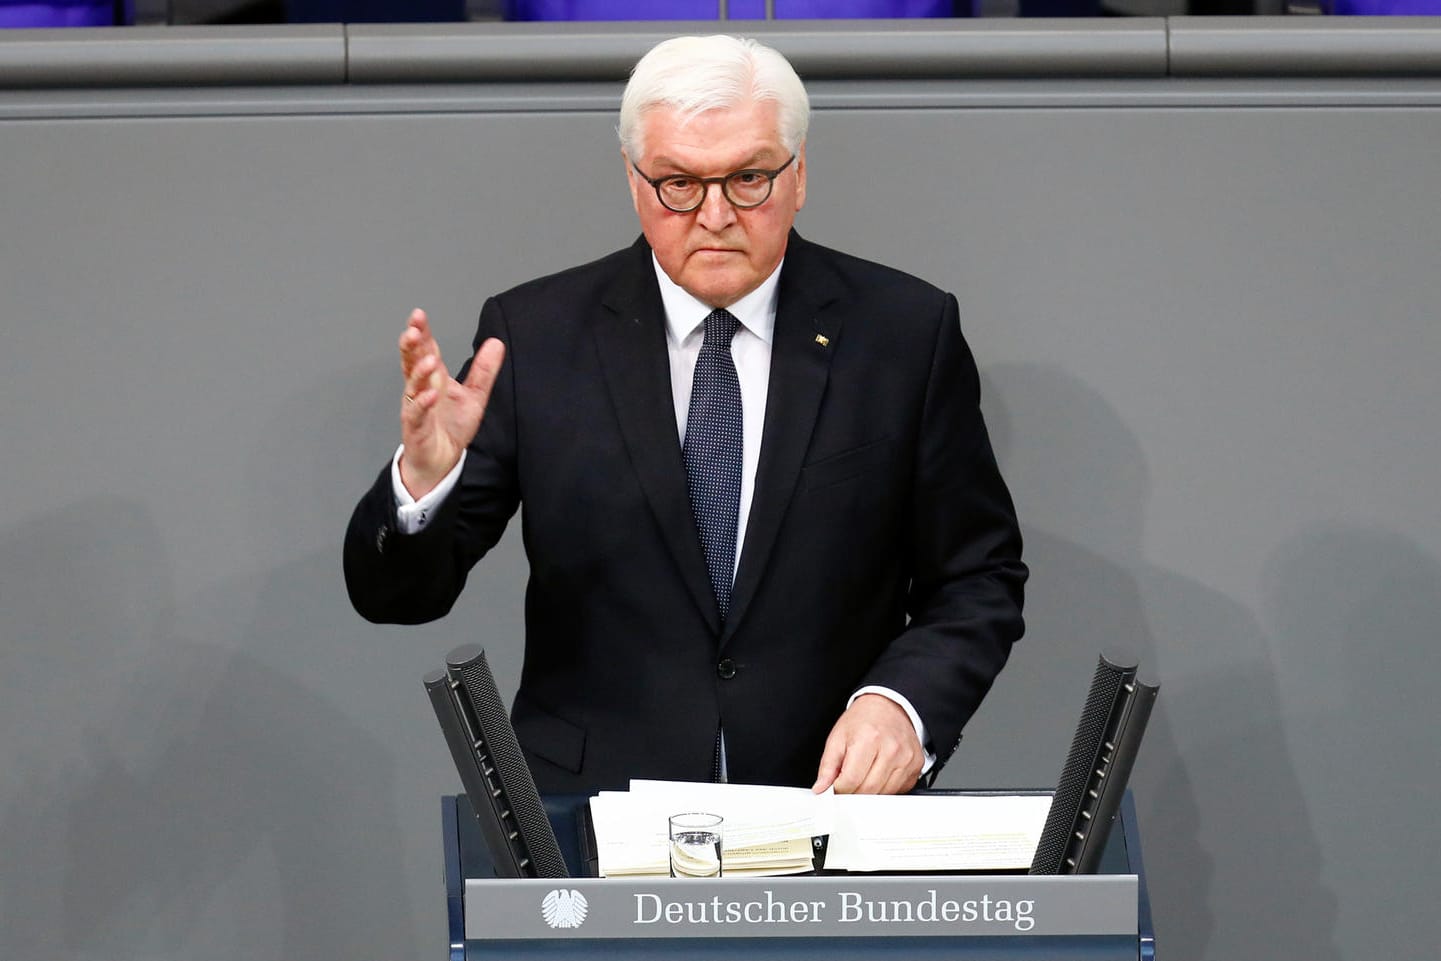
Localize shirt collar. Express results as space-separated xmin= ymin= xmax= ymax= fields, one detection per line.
xmin=652 ymin=253 xmax=781 ymax=348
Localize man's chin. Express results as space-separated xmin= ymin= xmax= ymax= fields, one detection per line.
xmin=686 ymin=282 xmax=749 ymax=309
xmin=679 ymin=266 xmax=762 ymax=309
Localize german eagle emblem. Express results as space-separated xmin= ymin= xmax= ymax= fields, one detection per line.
xmin=541 ymin=889 xmax=589 ymax=929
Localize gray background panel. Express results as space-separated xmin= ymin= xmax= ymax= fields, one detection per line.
xmin=2 ymin=69 xmax=1439 ymax=961
xmin=346 ymin=19 xmax=1172 ymax=81
xmin=1168 ymin=16 xmax=1441 ymax=75
xmin=0 ymin=25 xmax=346 ymax=87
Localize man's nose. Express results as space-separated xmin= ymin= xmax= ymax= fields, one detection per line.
xmin=694 ymin=181 xmax=736 ymax=231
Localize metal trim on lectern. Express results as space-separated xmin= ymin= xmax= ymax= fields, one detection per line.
xmin=442 ymin=791 xmax=1156 ymax=961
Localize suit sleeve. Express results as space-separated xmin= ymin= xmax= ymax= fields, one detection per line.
xmin=342 ymin=297 xmax=521 ymax=624
xmin=859 ymin=293 xmax=1027 ymax=774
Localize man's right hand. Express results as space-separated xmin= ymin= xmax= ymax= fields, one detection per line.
xmin=397 ymin=308 xmax=506 ymax=499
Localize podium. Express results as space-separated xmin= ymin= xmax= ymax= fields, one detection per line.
xmin=442 ymin=791 xmax=1157 ymax=961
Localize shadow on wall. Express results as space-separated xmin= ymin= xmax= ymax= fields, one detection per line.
xmin=979 ymin=363 xmax=1341 ymax=961
xmin=1262 ymin=526 xmax=1441 ymax=958
xmin=0 ymin=500 xmax=414 ymax=961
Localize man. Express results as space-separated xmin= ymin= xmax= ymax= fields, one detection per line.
xmin=345 ymin=35 xmax=1026 ymax=796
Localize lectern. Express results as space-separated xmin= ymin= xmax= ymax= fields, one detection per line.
xmin=441 ymin=791 xmax=1157 ymax=961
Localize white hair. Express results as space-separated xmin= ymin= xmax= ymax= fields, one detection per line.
xmin=618 ymin=35 xmax=810 ymax=163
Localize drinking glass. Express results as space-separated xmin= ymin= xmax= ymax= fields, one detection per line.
xmin=668 ymin=812 xmax=723 ymax=878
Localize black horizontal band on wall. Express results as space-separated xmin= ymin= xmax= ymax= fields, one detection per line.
xmin=2 ymin=17 xmax=1440 ymax=89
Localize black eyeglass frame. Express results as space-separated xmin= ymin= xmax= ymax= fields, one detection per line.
xmin=631 ymin=154 xmax=798 ymax=213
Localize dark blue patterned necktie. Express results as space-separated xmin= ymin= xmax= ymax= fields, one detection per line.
xmin=683 ymin=307 xmax=743 ymax=623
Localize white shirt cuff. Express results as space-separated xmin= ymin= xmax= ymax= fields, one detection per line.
xmin=390 ymin=444 xmax=466 ymax=534
xmin=849 ymin=685 xmax=938 ymax=776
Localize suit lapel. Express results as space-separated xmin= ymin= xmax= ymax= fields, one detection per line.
xmin=724 ymin=234 xmax=844 ymax=643
xmin=594 ymin=239 xmax=722 ymax=633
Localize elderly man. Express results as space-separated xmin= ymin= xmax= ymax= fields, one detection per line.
xmin=345 ymin=35 xmax=1026 ymax=796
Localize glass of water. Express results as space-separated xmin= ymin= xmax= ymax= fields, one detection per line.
xmin=668 ymin=812 xmax=724 ymax=878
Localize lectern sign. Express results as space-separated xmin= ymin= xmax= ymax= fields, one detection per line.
xmin=466 ymin=875 xmax=1137 ymax=940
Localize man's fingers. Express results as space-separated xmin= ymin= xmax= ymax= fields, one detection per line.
xmin=399 ymin=308 xmax=441 ymax=376
xmin=399 ymin=308 xmax=432 ymax=354
xmin=459 ymin=338 xmax=507 ymax=417
xmin=835 ymin=749 xmax=876 ymax=795
xmin=401 ymin=385 xmax=440 ymax=420
xmin=404 ymin=352 xmax=443 ymax=402
xmin=843 ymin=748 xmax=912 ymax=796
xmin=817 ymin=714 xmax=874 ymax=795
xmin=872 ymin=747 xmax=917 ymax=796
xmin=823 ymin=734 xmax=878 ymax=795
xmin=462 ymin=338 xmax=507 ymax=395
xmin=811 ymin=738 xmax=844 ymax=793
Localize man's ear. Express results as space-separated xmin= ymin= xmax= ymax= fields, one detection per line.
xmin=623 ymin=149 xmax=642 ymax=215
xmin=793 ymin=143 xmax=807 ymax=212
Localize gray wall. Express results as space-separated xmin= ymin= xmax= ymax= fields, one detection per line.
xmin=3 ymin=29 xmax=1440 ymax=961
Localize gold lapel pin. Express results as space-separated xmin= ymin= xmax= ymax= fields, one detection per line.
xmin=814 ymin=334 xmax=830 ymax=347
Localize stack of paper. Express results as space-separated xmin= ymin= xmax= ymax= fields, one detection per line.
xmin=822 ymin=793 xmax=1052 ymax=873
xmin=589 ymin=780 xmax=1052 ymax=878
xmin=589 ymin=780 xmax=831 ymax=878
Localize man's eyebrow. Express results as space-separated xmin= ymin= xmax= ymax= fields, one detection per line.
xmin=646 ymin=150 xmax=779 ymax=175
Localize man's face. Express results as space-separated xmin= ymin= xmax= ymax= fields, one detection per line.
xmin=626 ymin=99 xmax=806 ymax=309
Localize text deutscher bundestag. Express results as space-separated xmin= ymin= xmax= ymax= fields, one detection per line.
xmin=633 ymin=889 xmax=1036 ymax=932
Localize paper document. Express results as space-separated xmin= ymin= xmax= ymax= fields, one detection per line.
xmin=589 ymin=781 xmax=826 ymax=878
xmin=627 ymin=779 xmax=834 ymax=846
xmin=823 ymin=794 xmax=1052 ymax=872
xmin=588 ymin=780 xmax=1052 ymax=877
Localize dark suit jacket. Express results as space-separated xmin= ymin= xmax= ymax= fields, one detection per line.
xmin=345 ymin=232 xmax=1026 ymax=794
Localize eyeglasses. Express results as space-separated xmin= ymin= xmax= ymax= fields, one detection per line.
xmin=631 ymin=154 xmax=797 ymax=214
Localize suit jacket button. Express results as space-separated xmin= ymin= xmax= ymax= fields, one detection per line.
xmin=716 ymin=658 xmax=737 ymax=680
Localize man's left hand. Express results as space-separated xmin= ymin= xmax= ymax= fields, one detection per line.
xmin=811 ymin=694 xmax=925 ymax=795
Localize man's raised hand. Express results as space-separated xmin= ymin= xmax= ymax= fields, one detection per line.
xmin=397 ymin=308 xmax=506 ymax=499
